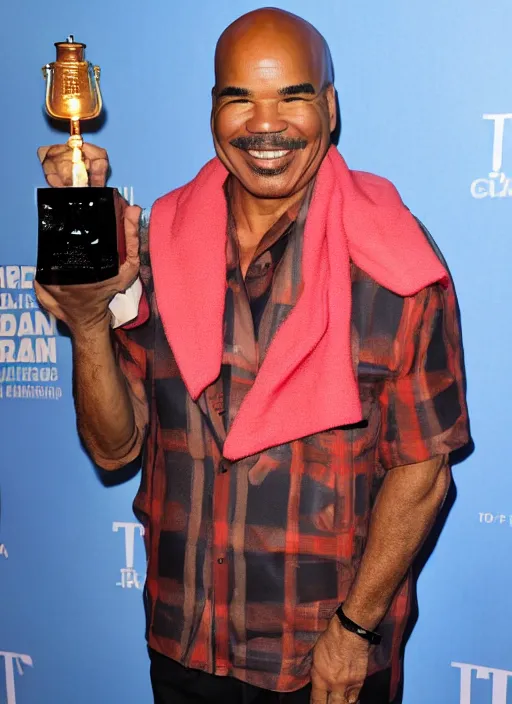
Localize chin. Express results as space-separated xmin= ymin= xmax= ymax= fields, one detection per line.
xmin=240 ymin=177 xmax=299 ymax=199
xmin=220 ymin=148 xmax=308 ymax=199
xmin=236 ymin=165 xmax=302 ymax=199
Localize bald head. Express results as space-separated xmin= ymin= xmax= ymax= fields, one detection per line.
xmin=211 ymin=8 xmax=337 ymax=201
xmin=215 ymin=8 xmax=333 ymax=90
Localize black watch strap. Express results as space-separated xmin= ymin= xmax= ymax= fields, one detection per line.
xmin=335 ymin=604 xmax=382 ymax=646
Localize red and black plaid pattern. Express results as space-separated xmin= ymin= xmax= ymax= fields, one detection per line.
xmin=114 ymin=198 xmax=469 ymax=696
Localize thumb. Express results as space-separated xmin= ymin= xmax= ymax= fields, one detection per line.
xmin=124 ymin=204 xmax=142 ymax=230
xmin=310 ymin=684 xmax=328 ymax=704
xmin=345 ymin=686 xmax=362 ymax=704
xmin=116 ymin=204 xmax=142 ymax=290
xmin=37 ymin=146 xmax=51 ymax=164
xmin=124 ymin=205 xmax=142 ymax=262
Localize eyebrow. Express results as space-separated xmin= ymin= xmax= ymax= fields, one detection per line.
xmin=278 ymin=83 xmax=316 ymax=96
xmin=216 ymin=86 xmax=251 ymax=98
xmin=215 ymin=82 xmax=317 ymax=99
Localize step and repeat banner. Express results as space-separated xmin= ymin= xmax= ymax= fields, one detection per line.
xmin=1 ymin=1 xmax=511 ymax=702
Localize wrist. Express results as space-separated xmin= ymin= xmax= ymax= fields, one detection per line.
xmin=341 ymin=597 xmax=386 ymax=632
xmin=70 ymin=315 xmax=112 ymax=348
xmin=335 ymin=603 xmax=382 ymax=646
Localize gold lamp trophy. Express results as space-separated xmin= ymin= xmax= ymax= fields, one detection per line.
xmin=36 ymin=36 xmax=125 ymax=286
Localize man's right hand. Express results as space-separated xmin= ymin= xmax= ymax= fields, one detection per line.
xmin=34 ymin=142 xmax=141 ymax=337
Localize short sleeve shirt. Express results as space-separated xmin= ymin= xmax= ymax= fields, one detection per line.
xmin=114 ymin=201 xmax=469 ymax=697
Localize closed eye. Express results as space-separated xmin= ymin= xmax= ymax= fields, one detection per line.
xmin=230 ymin=99 xmax=250 ymax=104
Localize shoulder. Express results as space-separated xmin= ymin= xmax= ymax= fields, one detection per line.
xmin=150 ymin=157 xmax=221 ymax=215
xmin=351 ymin=169 xmax=404 ymax=208
xmin=137 ymin=174 xmax=193 ymax=282
xmin=151 ymin=183 xmax=189 ymax=213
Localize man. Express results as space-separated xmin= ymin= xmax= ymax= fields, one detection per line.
xmin=36 ymin=8 xmax=469 ymax=704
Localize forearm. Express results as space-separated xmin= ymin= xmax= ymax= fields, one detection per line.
xmin=71 ymin=320 xmax=147 ymax=470
xmin=343 ymin=455 xmax=450 ymax=629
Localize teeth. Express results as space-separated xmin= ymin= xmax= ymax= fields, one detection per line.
xmin=247 ymin=150 xmax=290 ymax=159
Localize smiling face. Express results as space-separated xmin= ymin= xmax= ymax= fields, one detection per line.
xmin=212 ymin=10 xmax=336 ymax=200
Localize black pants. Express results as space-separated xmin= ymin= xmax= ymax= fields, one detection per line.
xmin=149 ymin=648 xmax=395 ymax=703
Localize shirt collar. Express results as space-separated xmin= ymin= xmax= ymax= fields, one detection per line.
xmin=224 ymin=175 xmax=314 ymax=267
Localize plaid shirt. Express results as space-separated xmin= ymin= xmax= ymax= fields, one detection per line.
xmin=114 ymin=189 xmax=469 ymax=696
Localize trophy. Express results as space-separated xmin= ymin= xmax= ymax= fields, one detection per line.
xmin=36 ymin=36 xmax=125 ymax=285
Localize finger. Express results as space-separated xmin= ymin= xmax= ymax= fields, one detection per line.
xmin=118 ymin=205 xmax=141 ymax=288
xmin=327 ymin=692 xmax=345 ymax=704
xmin=89 ymin=157 xmax=109 ymax=187
xmin=33 ymin=282 xmax=66 ymax=321
xmin=37 ymin=144 xmax=71 ymax=160
xmin=81 ymin=142 xmax=108 ymax=161
xmin=37 ymin=146 xmax=51 ymax=163
xmin=42 ymin=159 xmax=74 ymax=188
xmin=310 ymin=684 xmax=329 ymax=704
xmin=38 ymin=144 xmax=69 ymax=162
xmin=46 ymin=173 xmax=66 ymax=188
xmin=345 ymin=686 xmax=362 ymax=704
xmin=124 ymin=204 xmax=142 ymax=231
xmin=124 ymin=205 xmax=142 ymax=259
xmin=117 ymin=262 xmax=140 ymax=294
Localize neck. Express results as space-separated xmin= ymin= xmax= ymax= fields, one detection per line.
xmin=229 ymin=178 xmax=306 ymax=254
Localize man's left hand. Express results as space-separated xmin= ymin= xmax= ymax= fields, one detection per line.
xmin=310 ymin=615 xmax=369 ymax=703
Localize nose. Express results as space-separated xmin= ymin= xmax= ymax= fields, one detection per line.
xmin=245 ymin=101 xmax=288 ymax=134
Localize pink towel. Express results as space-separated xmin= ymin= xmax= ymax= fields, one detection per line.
xmin=147 ymin=145 xmax=448 ymax=461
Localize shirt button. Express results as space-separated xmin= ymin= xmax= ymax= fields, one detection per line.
xmin=219 ymin=460 xmax=230 ymax=474
xmin=217 ymin=558 xmax=224 ymax=564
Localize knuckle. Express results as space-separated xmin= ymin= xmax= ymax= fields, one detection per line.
xmin=46 ymin=174 xmax=63 ymax=188
xmin=90 ymin=159 xmax=107 ymax=173
xmin=45 ymin=145 xmax=64 ymax=157
xmin=84 ymin=143 xmax=108 ymax=158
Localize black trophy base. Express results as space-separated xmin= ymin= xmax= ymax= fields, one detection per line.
xmin=36 ymin=186 xmax=124 ymax=286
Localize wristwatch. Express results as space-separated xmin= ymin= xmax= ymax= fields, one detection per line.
xmin=335 ymin=604 xmax=382 ymax=646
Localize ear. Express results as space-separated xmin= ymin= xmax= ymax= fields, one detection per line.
xmin=325 ymin=84 xmax=337 ymax=134
xmin=210 ymin=87 xmax=216 ymax=133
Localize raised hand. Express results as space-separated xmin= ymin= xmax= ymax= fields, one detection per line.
xmin=34 ymin=142 xmax=141 ymax=336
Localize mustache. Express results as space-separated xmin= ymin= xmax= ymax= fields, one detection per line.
xmin=229 ymin=136 xmax=308 ymax=151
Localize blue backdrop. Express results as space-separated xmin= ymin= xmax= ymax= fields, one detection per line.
xmin=1 ymin=2 xmax=511 ymax=703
